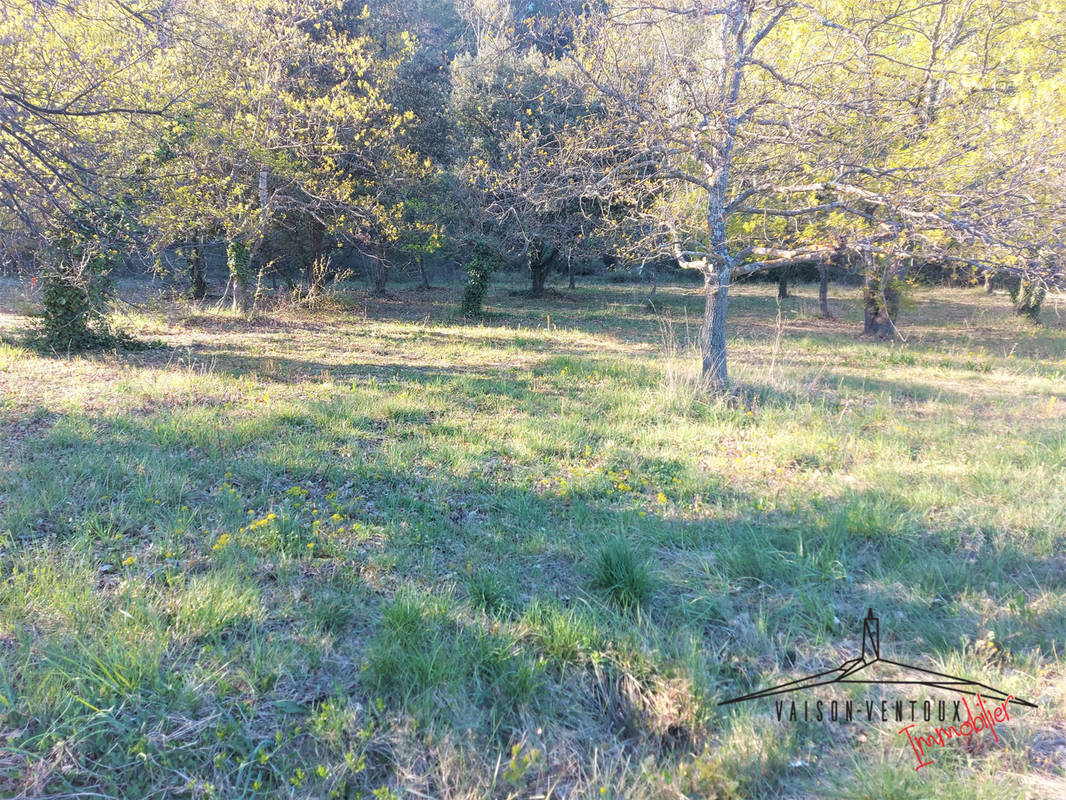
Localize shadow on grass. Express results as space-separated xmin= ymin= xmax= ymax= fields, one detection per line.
xmin=2 ymin=350 xmax=1062 ymax=795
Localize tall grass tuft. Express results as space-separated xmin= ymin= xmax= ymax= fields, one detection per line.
xmin=591 ymin=536 xmax=653 ymax=611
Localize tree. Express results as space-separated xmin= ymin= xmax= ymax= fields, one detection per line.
xmin=0 ymin=1 xmax=183 ymax=342
xmin=139 ymin=0 xmax=426 ymax=309
xmin=452 ymin=0 xmax=618 ymax=297
xmin=558 ymin=0 xmax=1066 ymax=389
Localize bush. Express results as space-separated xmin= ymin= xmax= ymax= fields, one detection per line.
xmin=461 ymin=242 xmax=502 ymax=317
xmin=30 ymin=205 xmax=141 ymax=351
xmin=38 ymin=264 xmax=111 ymax=350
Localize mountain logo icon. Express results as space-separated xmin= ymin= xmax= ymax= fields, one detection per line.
xmin=719 ymin=609 xmax=1036 ymax=708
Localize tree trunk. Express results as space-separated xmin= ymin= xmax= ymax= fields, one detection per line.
xmin=862 ymin=278 xmax=889 ymax=338
xmin=862 ymin=250 xmax=899 ymax=339
xmin=231 ymin=263 xmax=251 ymax=314
xmin=307 ymin=218 xmax=325 ymax=289
xmin=777 ymin=267 xmax=789 ymax=300
xmin=418 ymin=254 xmax=430 ymax=290
xmin=567 ymin=246 xmax=575 ymax=289
xmin=233 ymin=280 xmax=249 ymax=313
xmin=984 ymin=272 xmax=994 ymax=293
xmin=531 ymin=262 xmax=549 ymax=297
xmin=528 ymin=243 xmax=558 ymax=297
xmin=189 ymin=236 xmax=206 ymax=300
xmin=700 ymin=269 xmax=730 ymax=391
xmin=370 ymin=245 xmax=389 ymax=295
xmin=818 ymin=264 xmax=830 ymax=317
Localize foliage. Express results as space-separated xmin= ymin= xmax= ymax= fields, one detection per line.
xmin=0 ymin=0 xmax=173 ymax=235
xmin=1008 ymin=278 xmax=1047 ymax=321
xmin=461 ymin=241 xmax=503 ymax=316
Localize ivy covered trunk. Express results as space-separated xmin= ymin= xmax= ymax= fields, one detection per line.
xmin=227 ymin=240 xmax=252 ymax=313
xmin=38 ymin=215 xmax=122 ymax=350
xmin=41 ymin=262 xmax=106 ymax=350
xmin=862 ymin=251 xmax=900 ymax=339
xmin=528 ymin=241 xmax=558 ymax=298
xmin=461 ymin=242 xmax=500 ymax=316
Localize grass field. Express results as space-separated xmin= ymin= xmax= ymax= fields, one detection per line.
xmin=1 ymin=275 xmax=1064 ymax=799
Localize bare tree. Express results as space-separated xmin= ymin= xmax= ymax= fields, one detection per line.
xmin=557 ymin=0 xmax=1066 ymax=389
xmin=452 ymin=0 xmax=623 ymax=297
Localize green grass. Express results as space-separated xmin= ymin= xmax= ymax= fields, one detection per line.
xmin=591 ymin=536 xmax=654 ymax=611
xmin=0 ymin=275 xmax=1064 ymax=798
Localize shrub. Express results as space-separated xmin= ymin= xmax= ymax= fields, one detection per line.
xmin=30 ymin=205 xmax=141 ymax=351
